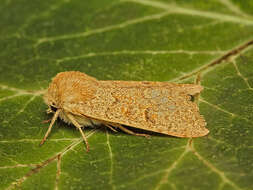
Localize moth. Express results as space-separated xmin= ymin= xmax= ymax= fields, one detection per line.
xmin=41 ymin=71 xmax=209 ymax=151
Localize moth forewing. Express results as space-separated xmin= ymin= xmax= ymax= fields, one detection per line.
xmin=42 ymin=71 xmax=209 ymax=151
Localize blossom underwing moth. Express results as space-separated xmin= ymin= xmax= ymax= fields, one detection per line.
xmin=41 ymin=71 xmax=209 ymax=151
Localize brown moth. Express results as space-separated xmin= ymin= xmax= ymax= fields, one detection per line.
xmin=41 ymin=71 xmax=209 ymax=151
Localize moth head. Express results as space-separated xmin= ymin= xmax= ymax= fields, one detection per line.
xmin=44 ymin=71 xmax=98 ymax=113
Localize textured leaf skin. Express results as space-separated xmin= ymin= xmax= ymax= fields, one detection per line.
xmin=0 ymin=0 xmax=253 ymax=190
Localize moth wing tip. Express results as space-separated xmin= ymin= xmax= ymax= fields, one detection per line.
xmin=195 ymin=127 xmax=209 ymax=137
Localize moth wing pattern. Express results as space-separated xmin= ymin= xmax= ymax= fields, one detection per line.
xmin=62 ymin=78 xmax=208 ymax=138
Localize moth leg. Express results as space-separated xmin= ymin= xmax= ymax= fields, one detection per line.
xmin=41 ymin=119 xmax=51 ymax=124
xmin=111 ymin=123 xmax=150 ymax=138
xmin=40 ymin=109 xmax=60 ymax=146
xmin=66 ymin=113 xmax=89 ymax=152
xmin=104 ymin=123 xmax=118 ymax=133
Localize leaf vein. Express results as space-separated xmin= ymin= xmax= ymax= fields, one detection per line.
xmin=106 ymin=131 xmax=115 ymax=190
xmin=5 ymin=130 xmax=97 ymax=190
xmin=232 ymin=60 xmax=253 ymax=90
xmin=34 ymin=11 xmax=171 ymax=45
xmin=200 ymin=98 xmax=252 ymax=124
xmin=172 ymin=39 xmax=253 ymax=82
xmin=153 ymin=140 xmax=191 ymax=190
xmin=219 ymin=0 xmax=252 ymax=18
xmin=126 ymin=0 xmax=253 ymax=25
xmin=56 ymin=50 xmax=225 ymax=63
xmin=192 ymin=145 xmax=243 ymax=190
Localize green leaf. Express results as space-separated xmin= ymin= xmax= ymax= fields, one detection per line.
xmin=0 ymin=0 xmax=253 ymax=190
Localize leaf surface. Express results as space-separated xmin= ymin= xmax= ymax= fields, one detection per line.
xmin=0 ymin=0 xmax=253 ymax=190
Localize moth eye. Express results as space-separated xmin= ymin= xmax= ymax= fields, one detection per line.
xmin=190 ymin=95 xmax=194 ymax=102
xmin=50 ymin=105 xmax=57 ymax=112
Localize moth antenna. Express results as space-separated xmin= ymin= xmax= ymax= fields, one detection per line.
xmin=40 ymin=109 xmax=61 ymax=146
xmin=66 ymin=113 xmax=89 ymax=152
